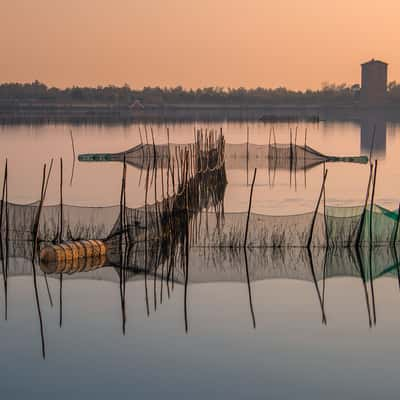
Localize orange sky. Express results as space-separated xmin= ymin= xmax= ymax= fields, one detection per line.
xmin=1 ymin=0 xmax=399 ymax=90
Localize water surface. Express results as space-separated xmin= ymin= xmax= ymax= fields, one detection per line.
xmin=1 ymin=120 xmax=400 ymax=399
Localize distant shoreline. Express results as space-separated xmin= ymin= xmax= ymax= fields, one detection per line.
xmin=0 ymin=103 xmax=399 ymax=124
xmin=2 ymin=81 xmax=400 ymax=123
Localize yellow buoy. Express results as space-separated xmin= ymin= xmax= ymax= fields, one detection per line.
xmin=40 ymin=240 xmax=107 ymax=266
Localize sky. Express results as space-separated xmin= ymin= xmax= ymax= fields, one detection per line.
xmin=1 ymin=0 xmax=399 ymax=90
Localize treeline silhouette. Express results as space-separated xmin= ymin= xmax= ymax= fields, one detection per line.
xmin=2 ymin=80 xmax=400 ymax=106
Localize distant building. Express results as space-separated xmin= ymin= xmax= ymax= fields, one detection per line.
xmin=360 ymin=59 xmax=388 ymax=107
xmin=129 ymin=100 xmax=145 ymax=110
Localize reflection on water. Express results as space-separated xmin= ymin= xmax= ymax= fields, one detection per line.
xmin=2 ymin=119 xmax=400 ymax=213
xmin=361 ymin=111 xmax=387 ymax=159
xmin=2 ymin=246 xmax=400 ymax=352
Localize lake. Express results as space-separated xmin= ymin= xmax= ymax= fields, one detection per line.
xmin=1 ymin=120 xmax=400 ymax=399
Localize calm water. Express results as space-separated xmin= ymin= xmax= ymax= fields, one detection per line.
xmin=1 ymin=120 xmax=400 ymax=399
xmin=1 ymin=120 xmax=400 ymax=212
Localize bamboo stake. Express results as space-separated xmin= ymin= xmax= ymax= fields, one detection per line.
xmin=304 ymin=128 xmax=307 ymax=188
xmin=289 ymin=129 xmax=293 ymax=188
xmin=0 ymin=159 xmax=6 ymax=236
xmin=31 ymin=161 xmax=53 ymax=359
xmin=69 ymin=130 xmax=76 ymax=186
xmin=184 ymin=151 xmax=190 ymax=333
xmin=139 ymin=126 xmax=144 ymax=159
xmin=367 ymin=161 xmax=378 ymax=325
xmin=244 ymin=169 xmax=257 ymax=248
xmin=0 ymin=160 xmax=8 ymax=320
xmin=33 ymin=160 xmax=53 ymax=260
xmin=119 ymin=154 xmax=128 ymax=333
xmin=59 ymin=158 xmax=63 ymax=243
xmin=149 ymin=128 xmax=156 ymax=187
xmin=323 ymin=162 xmax=328 ymax=247
xmin=144 ymin=163 xmax=150 ymax=317
xmin=294 ymin=126 xmax=298 ymax=191
xmin=393 ymin=203 xmax=400 ymax=245
xmin=369 ymin=160 xmax=378 ymax=245
xmin=246 ymin=125 xmax=249 ymax=186
xmin=307 ymin=168 xmax=328 ymax=249
xmin=393 ymin=245 xmax=400 ymax=290
xmin=355 ymin=163 xmax=374 ymax=248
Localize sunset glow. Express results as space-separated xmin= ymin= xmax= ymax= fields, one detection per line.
xmin=2 ymin=0 xmax=400 ymax=89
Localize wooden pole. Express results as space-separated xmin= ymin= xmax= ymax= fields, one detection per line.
xmin=4 ymin=163 xmax=8 ymax=279
xmin=268 ymin=127 xmax=272 ymax=153
xmin=355 ymin=163 xmax=374 ymax=248
xmin=304 ymin=128 xmax=307 ymax=189
xmin=368 ymin=160 xmax=378 ymax=325
xmin=289 ymin=128 xmax=293 ymax=187
xmin=246 ymin=125 xmax=249 ymax=186
xmin=393 ymin=245 xmax=400 ymax=290
xmin=323 ymin=162 xmax=328 ymax=247
xmin=184 ymin=151 xmax=190 ymax=333
xmin=0 ymin=159 xmax=8 ymax=320
xmin=149 ymin=127 xmax=156 ymax=187
xmin=144 ymin=163 xmax=150 ymax=317
xmin=69 ymin=130 xmax=76 ymax=186
xmin=307 ymin=168 xmax=328 ymax=249
xmin=244 ymin=168 xmax=257 ymax=247
xmin=0 ymin=159 xmax=7 ymax=234
xmin=393 ymin=203 xmax=400 ymax=245
xmin=154 ymin=157 xmax=160 ymax=237
xmin=369 ymin=160 xmax=378 ymax=245
xmin=31 ymin=160 xmax=53 ymax=359
xmin=69 ymin=130 xmax=76 ymax=160
xmin=139 ymin=126 xmax=144 ymax=159
xmin=33 ymin=160 xmax=53 ymax=260
xmin=59 ymin=158 xmax=63 ymax=243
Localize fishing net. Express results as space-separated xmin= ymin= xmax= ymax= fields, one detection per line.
xmin=325 ymin=205 xmax=399 ymax=247
xmin=0 ymin=131 xmax=396 ymax=279
xmin=1 ymin=201 xmax=399 ymax=259
xmin=79 ymin=142 xmax=368 ymax=171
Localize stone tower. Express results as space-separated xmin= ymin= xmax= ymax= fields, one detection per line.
xmin=361 ymin=59 xmax=388 ymax=107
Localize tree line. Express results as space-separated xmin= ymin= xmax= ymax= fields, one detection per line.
xmin=2 ymin=80 xmax=400 ymax=106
